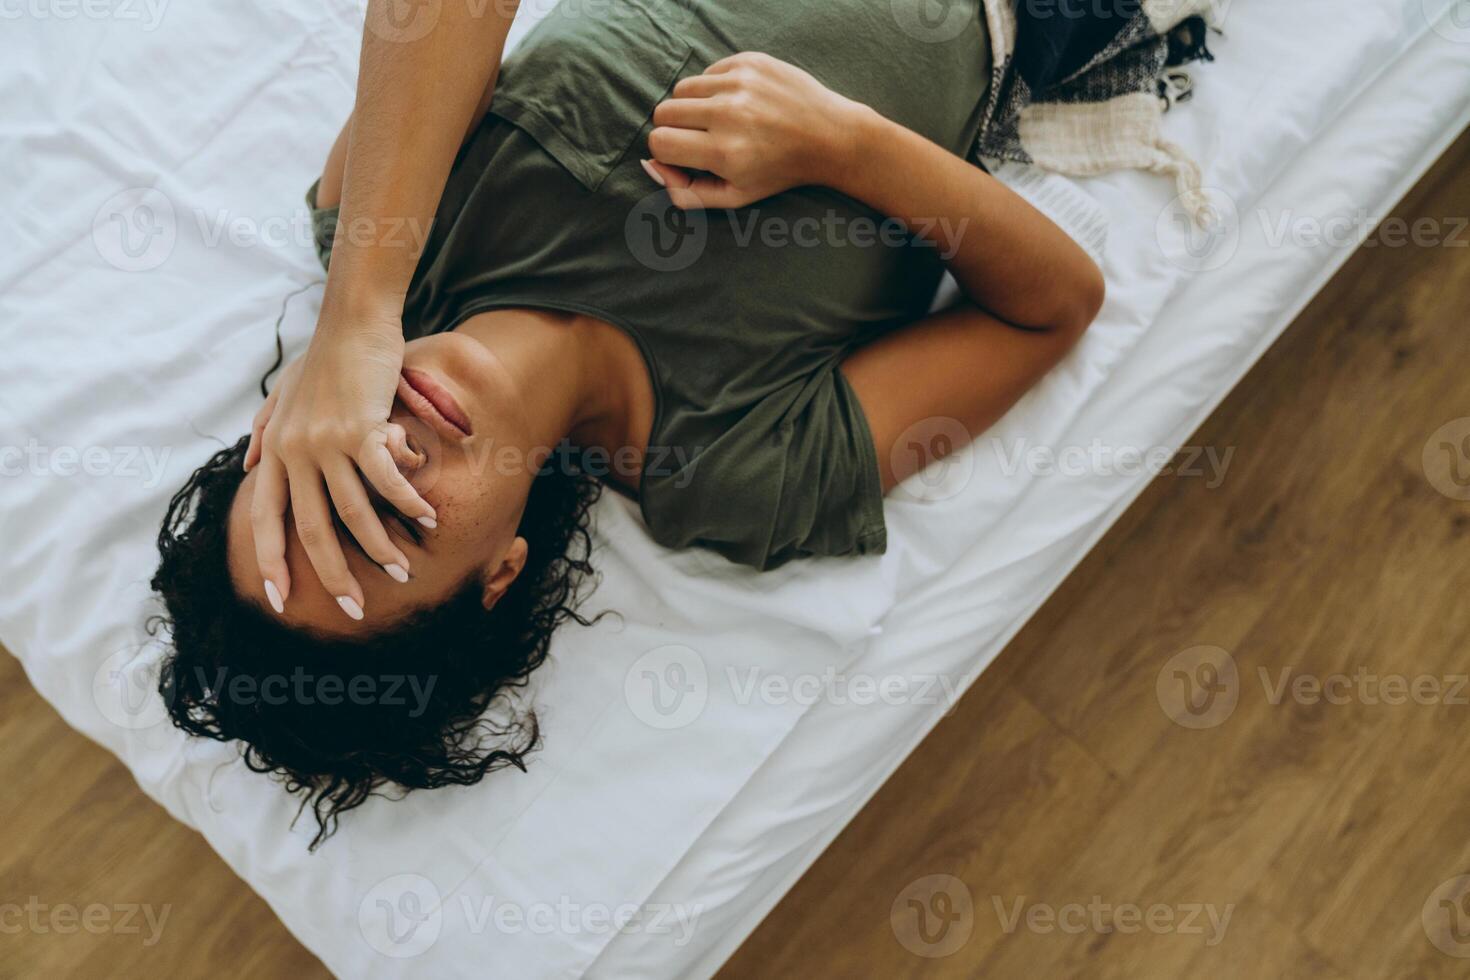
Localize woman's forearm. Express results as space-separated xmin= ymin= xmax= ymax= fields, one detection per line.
xmin=821 ymin=105 xmax=1104 ymax=333
xmin=324 ymin=0 xmax=521 ymax=322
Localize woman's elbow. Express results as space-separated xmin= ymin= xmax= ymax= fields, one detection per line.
xmin=1054 ymin=259 xmax=1106 ymax=341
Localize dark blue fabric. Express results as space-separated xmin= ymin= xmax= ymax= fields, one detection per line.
xmin=1010 ymin=0 xmax=1141 ymax=90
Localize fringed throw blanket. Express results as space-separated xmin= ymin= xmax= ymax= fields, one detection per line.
xmin=976 ymin=0 xmax=1220 ymax=224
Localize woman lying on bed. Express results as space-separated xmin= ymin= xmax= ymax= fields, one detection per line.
xmin=152 ymin=0 xmax=1102 ymax=846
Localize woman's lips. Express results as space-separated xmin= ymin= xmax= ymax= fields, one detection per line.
xmin=399 ymin=368 xmax=473 ymax=440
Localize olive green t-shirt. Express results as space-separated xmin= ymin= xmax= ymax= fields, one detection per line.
xmin=310 ymin=0 xmax=990 ymax=570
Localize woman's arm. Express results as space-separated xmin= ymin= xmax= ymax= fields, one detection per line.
xmin=648 ymin=52 xmax=1102 ymax=333
xmin=248 ymin=1 xmax=521 ymax=620
xmin=646 ymin=53 xmax=1104 ymax=490
xmin=313 ymin=76 xmax=500 ymax=211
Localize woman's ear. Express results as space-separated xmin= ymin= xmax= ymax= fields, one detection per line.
xmin=481 ymin=536 xmax=529 ymax=611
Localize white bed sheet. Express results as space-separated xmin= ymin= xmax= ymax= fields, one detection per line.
xmin=596 ymin=10 xmax=1470 ymax=977
xmin=0 ymin=1 xmax=1464 ymax=977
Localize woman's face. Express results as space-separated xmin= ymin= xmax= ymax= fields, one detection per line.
xmin=226 ymin=331 xmax=538 ymax=637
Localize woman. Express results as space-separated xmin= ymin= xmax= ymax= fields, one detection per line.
xmin=153 ymin=0 xmax=1102 ymax=846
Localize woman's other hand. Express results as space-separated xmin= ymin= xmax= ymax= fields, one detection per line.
xmin=645 ymin=52 xmax=863 ymax=210
xmin=248 ymin=304 xmax=433 ymax=620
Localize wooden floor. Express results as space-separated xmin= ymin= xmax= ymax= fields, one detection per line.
xmin=3 ymin=134 xmax=1467 ymax=980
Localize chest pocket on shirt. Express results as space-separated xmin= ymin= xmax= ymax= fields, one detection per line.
xmin=489 ymin=2 xmax=695 ymax=191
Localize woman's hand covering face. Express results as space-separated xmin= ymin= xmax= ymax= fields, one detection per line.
xmin=243 ymin=311 xmax=435 ymax=621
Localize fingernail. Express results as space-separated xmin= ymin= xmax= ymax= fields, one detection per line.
xmin=384 ymin=563 xmax=410 ymax=583
xmin=417 ymin=516 xmax=437 ymax=529
xmin=337 ymin=596 xmax=364 ymax=621
xmin=640 ymin=159 xmax=666 ymax=187
xmin=263 ymin=580 xmax=285 ymax=615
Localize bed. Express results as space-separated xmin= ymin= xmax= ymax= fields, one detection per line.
xmin=2 ymin=1 xmax=1466 ymax=976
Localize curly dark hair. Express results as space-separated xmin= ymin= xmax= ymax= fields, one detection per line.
xmin=150 ymin=434 xmax=601 ymax=849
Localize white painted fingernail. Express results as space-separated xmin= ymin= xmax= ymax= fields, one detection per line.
xmin=640 ymin=159 xmax=666 ymax=187
xmin=337 ymin=596 xmax=364 ymax=621
xmin=417 ymin=516 xmax=437 ymax=529
xmin=384 ymin=563 xmax=410 ymax=583
xmin=263 ymin=580 xmax=285 ymax=615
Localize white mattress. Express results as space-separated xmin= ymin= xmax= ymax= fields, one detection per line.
xmin=1 ymin=2 xmax=1465 ymax=978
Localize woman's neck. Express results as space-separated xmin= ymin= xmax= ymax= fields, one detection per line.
xmin=455 ymin=309 xmax=653 ymax=487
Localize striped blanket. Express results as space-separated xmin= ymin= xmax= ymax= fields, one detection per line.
xmin=976 ymin=0 xmax=1220 ymax=224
